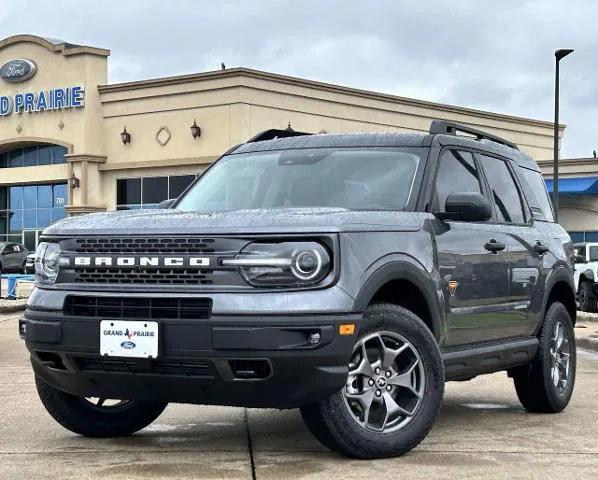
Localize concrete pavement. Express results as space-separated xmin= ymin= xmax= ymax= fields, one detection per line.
xmin=1 ymin=312 xmax=597 ymax=479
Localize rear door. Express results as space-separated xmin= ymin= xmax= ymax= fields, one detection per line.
xmin=477 ymin=154 xmax=545 ymax=338
xmin=430 ymin=149 xmax=513 ymax=347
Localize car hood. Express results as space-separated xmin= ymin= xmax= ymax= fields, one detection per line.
xmin=43 ymin=208 xmax=426 ymax=236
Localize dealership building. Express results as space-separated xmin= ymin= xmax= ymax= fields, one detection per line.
xmin=0 ymin=34 xmax=595 ymax=251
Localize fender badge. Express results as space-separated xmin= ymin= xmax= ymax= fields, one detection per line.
xmin=448 ymin=280 xmax=459 ymax=297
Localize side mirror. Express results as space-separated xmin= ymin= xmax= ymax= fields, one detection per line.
xmin=159 ymin=198 xmax=176 ymax=209
xmin=436 ymin=192 xmax=493 ymax=222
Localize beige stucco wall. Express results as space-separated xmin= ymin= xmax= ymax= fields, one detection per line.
xmin=0 ymin=38 xmax=108 ymax=160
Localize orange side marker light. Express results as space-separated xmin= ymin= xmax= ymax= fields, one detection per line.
xmin=339 ymin=324 xmax=355 ymax=336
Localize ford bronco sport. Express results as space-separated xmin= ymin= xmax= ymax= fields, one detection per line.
xmin=21 ymin=121 xmax=577 ymax=459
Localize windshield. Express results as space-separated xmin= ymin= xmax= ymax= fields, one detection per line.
xmin=176 ymin=147 xmax=423 ymax=212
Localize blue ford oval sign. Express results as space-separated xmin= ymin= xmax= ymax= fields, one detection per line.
xmin=120 ymin=341 xmax=136 ymax=350
xmin=0 ymin=59 xmax=37 ymax=83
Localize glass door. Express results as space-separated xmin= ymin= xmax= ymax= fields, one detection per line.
xmin=22 ymin=229 xmax=41 ymax=252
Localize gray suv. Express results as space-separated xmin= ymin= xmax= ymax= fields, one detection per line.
xmin=21 ymin=121 xmax=577 ymax=459
xmin=0 ymin=242 xmax=28 ymax=275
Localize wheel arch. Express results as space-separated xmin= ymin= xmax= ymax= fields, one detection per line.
xmin=353 ymin=259 xmax=443 ymax=341
xmin=542 ymin=268 xmax=577 ymax=327
xmin=578 ymin=269 xmax=594 ymax=288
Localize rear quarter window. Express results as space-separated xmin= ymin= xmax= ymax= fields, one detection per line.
xmin=518 ymin=167 xmax=554 ymax=222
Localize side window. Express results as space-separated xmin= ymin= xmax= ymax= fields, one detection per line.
xmin=519 ymin=167 xmax=554 ymax=222
xmin=434 ymin=150 xmax=482 ymax=213
xmin=590 ymin=246 xmax=598 ymax=262
xmin=478 ymin=155 xmax=525 ymax=224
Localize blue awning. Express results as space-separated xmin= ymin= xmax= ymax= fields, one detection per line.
xmin=545 ymin=177 xmax=598 ymax=195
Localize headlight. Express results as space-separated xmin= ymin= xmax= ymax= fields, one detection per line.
xmin=222 ymin=241 xmax=331 ymax=287
xmin=35 ymin=242 xmax=62 ymax=285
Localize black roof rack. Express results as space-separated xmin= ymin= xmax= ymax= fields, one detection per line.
xmin=429 ymin=120 xmax=518 ymax=150
xmin=246 ymin=128 xmax=312 ymax=143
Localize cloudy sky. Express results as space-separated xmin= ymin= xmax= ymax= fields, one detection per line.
xmin=1 ymin=0 xmax=595 ymax=158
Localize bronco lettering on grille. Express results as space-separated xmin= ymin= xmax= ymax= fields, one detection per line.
xmin=72 ymin=256 xmax=211 ymax=267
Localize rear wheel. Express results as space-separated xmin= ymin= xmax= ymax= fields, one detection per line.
xmin=578 ymin=280 xmax=596 ymax=312
xmin=301 ymin=303 xmax=444 ymax=459
xmin=513 ymin=302 xmax=576 ymax=413
xmin=36 ymin=376 xmax=168 ymax=437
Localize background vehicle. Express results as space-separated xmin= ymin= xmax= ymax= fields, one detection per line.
xmin=0 ymin=242 xmax=28 ymax=275
xmin=572 ymin=242 xmax=598 ymax=312
xmin=24 ymin=253 xmax=35 ymax=274
xmin=22 ymin=121 xmax=577 ymax=459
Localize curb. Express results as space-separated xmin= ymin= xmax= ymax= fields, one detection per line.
xmin=577 ymin=336 xmax=598 ymax=353
xmin=0 ymin=303 xmax=26 ymax=315
xmin=576 ymin=312 xmax=598 ymax=324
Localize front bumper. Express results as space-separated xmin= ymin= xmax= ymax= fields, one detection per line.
xmin=21 ymin=307 xmax=360 ymax=409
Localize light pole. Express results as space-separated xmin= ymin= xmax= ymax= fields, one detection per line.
xmin=553 ymin=48 xmax=574 ymax=222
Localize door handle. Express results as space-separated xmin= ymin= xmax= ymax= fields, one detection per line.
xmin=484 ymin=239 xmax=506 ymax=253
xmin=534 ymin=241 xmax=550 ymax=255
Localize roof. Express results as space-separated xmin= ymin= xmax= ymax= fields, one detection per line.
xmin=537 ymin=157 xmax=598 ymax=167
xmin=233 ymin=129 xmax=542 ymax=172
xmin=97 ymin=67 xmax=561 ymax=130
xmin=233 ymin=132 xmax=429 ymax=154
xmin=0 ymin=34 xmax=110 ymax=57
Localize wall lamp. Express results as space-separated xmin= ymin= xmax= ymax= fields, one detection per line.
xmin=190 ymin=119 xmax=201 ymax=139
xmin=121 ymin=126 xmax=132 ymax=145
xmin=70 ymin=173 xmax=80 ymax=189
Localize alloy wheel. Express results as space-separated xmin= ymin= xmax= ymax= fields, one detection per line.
xmin=549 ymin=321 xmax=571 ymax=393
xmin=343 ymin=331 xmax=425 ymax=433
xmin=83 ymin=397 xmax=133 ymax=411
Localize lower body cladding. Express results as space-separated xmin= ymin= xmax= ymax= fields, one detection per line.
xmin=22 ymin=308 xmax=361 ymax=409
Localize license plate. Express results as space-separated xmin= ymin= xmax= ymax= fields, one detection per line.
xmin=100 ymin=320 xmax=159 ymax=358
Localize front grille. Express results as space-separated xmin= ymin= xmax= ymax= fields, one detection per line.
xmin=74 ymin=237 xmax=217 ymax=254
xmin=64 ymin=296 xmax=212 ymax=319
xmin=74 ymin=356 xmax=215 ymax=377
xmin=74 ymin=268 xmax=214 ymax=285
xmin=56 ymin=236 xmax=248 ymax=286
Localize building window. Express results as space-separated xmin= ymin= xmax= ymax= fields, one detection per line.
xmin=568 ymin=231 xmax=598 ymax=243
xmin=116 ymin=175 xmax=196 ymax=210
xmin=0 ymin=144 xmax=67 ymax=168
xmin=0 ymin=183 xmax=67 ymax=244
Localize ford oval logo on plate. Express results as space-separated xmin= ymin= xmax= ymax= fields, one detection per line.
xmin=0 ymin=59 xmax=37 ymax=83
xmin=121 ymin=341 xmax=136 ymax=350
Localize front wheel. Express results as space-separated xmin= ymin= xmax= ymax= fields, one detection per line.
xmin=301 ymin=303 xmax=444 ymax=459
xmin=36 ymin=376 xmax=168 ymax=437
xmin=513 ymin=302 xmax=576 ymax=413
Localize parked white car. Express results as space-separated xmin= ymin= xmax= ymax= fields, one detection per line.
xmin=24 ymin=253 xmax=36 ymax=274
xmin=573 ymin=242 xmax=598 ymax=311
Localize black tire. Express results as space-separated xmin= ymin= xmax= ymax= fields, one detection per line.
xmin=35 ymin=376 xmax=168 ymax=437
xmin=513 ymin=302 xmax=576 ymax=413
xmin=578 ymin=280 xmax=596 ymax=312
xmin=300 ymin=303 xmax=444 ymax=459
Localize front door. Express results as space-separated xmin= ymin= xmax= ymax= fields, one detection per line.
xmin=430 ymin=149 xmax=513 ymax=347
xmin=434 ymin=221 xmax=513 ymax=346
